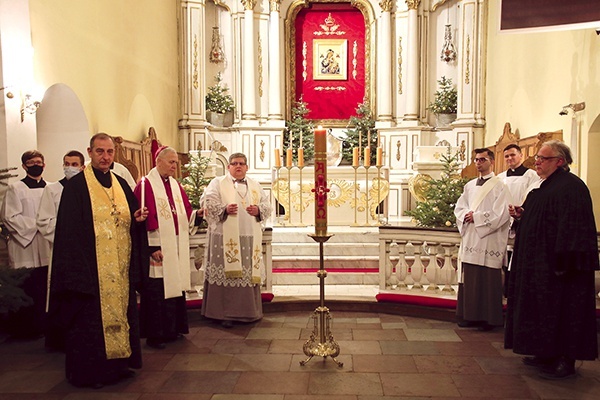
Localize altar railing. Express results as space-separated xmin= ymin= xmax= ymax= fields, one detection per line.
xmin=378 ymin=225 xmax=461 ymax=294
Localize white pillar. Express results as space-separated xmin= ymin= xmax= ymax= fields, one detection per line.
xmin=241 ymin=0 xmax=257 ymax=121
xmin=403 ymin=0 xmax=420 ymax=121
xmin=0 ymin=0 xmax=37 ymax=174
xmin=267 ymin=0 xmax=283 ymax=124
xmin=178 ymin=0 xmax=207 ymax=152
xmin=377 ymin=1 xmax=393 ymax=124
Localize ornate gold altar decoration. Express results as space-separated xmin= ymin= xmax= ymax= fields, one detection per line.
xmin=408 ymin=173 xmax=432 ymax=203
xmin=193 ymin=35 xmax=199 ymax=88
xmin=352 ymin=41 xmax=358 ymax=79
xmin=272 ymin=176 xmax=389 ymax=223
xmin=314 ymin=13 xmax=345 ymax=36
xmin=258 ymin=35 xmax=263 ymax=97
xmin=209 ymin=28 xmax=225 ymax=64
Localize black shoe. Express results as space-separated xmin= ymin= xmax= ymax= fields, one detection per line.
xmin=522 ymin=356 xmax=554 ymax=368
xmin=221 ymin=320 xmax=233 ymax=328
xmin=478 ymin=324 xmax=495 ymax=331
xmin=457 ymin=320 xmax=479 ymax=328
xmin=146 ymin=338 xmax=166 ymax=349
xmin=538 ymin=358 xmax=576 ymax=380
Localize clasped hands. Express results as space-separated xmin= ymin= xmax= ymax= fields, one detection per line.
xmin=226 ymin=203 xmax=259 ymax=217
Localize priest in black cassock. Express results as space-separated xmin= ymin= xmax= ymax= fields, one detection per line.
xmin=504 ymin=140 xmax=599 ymax=380
xmin=49 ymin=133 xmax=148 ymax=388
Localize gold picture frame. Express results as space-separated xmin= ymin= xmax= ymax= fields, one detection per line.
xmin=313 ymin=39 xmax=347 ymax=81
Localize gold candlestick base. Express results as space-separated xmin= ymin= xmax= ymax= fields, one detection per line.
xmin=300 ymin=234 xmax=343 ymax=367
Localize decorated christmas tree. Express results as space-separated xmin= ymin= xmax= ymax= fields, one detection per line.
xmin=342 ymin=100 xmax=377 ymax=164
xmin=284 ymin=96 xmax=315 ymax=163
xmin=405 ymin=148 xmax=468 ymax=228
xmin=180 ymin=152 xmax=212 ymax=209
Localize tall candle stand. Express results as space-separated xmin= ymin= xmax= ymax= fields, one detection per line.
xmin=275 ymin=166 xmax=281 ymax=224
xmin=300 ymin=233 xmax=343 ymax=367
xmin=298 ymin=165 xmax=306 ymax=226
xmin=375 ymin=165 xmax=388 ymax=226
xmin=286 ymin=165 xmax=293 ymax=225
xmin=364 ymin=165 xmax=371 ymax=225
xmin=351 ymin=165 xmax=359 ymax=226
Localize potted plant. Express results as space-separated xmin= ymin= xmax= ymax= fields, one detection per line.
xmin=205 ymin=73 xmax=235 ymax=127
xmin=427 ymin=76 xmax=457 ymax=128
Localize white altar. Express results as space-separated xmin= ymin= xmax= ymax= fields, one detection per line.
xmin=271 ymin=166 xmax=390 ymax=226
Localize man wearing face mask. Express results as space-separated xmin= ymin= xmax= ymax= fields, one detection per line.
xmin=37 ymin=150 xmax=86 ymax=245
xmin=0 ymin=150 xmax=51 ymax=339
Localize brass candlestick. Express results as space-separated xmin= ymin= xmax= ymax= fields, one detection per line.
xmin=300 ymin=234 xmax=343 ymax=367
xmin=351 ymin=165 xmax=359 ymax=226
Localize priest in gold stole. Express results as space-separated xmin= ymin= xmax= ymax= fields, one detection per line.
xmin=201 ymin=153 xmax=271 ymax=328
xmin=49 ymin=133 xmax=148 ymax=388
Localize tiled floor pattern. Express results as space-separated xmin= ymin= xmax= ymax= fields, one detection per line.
xmin=1 ymin=308 xmax=599 ymax=399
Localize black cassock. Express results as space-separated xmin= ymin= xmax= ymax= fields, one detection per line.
xmin=505 ymin=168 xmax=599 ymax=360
xmin=48 ymin=169 xmax=148 ymax=387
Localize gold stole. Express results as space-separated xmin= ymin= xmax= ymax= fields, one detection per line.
xmin=146 ymin=168 xmax=191 ymax=299
xmin=220 ymin=176 xmax=263 ymax=284
xmin=85 ymin=167 xmax=132 ymax=360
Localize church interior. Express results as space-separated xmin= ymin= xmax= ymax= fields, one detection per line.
xmin=1 ymin=0 xmax=600 ymax=397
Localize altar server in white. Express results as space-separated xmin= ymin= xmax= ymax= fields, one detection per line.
xmin=454 ymin=148 xmax=511 ymax=331
xmin=496 ymin=144 xmax=540 ymax=294
xmin=0 ymin=150 xmax=51 ymax=338
xmin=37 ymin=150 xmax=86 ymax=244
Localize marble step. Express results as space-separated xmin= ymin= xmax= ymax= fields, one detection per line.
xmin=272 ymin=242 xmax=379 ymax=257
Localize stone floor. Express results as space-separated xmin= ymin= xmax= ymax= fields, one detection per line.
xmin=1 ymin=299 xmax=600 ymax=399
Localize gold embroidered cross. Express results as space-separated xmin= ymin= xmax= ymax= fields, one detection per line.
xmin=226 ymin=238 xmax=238 ymax=252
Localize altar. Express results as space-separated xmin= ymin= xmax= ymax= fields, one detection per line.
xmin=271 ymin=165 xmax=390 ymax=226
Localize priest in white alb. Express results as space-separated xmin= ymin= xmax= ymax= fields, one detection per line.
xmin=201 ymin=153 xmax=271 ymax=328
xmin=134 ymin=146 xmax=201 ymax=349
xmin=454 ymin=148 xmax=511 ymax=331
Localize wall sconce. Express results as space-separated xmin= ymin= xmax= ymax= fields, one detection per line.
xmin=1 ymin=86 xmax=41 ymax=122
xmin=559 ymin=101 xmax=585 ymax=116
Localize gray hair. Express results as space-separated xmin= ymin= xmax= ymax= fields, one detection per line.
xmin=542 ymin=140 xmax=572 ymax=168
xmin=156 ymin=146 xmax=177 ymax=159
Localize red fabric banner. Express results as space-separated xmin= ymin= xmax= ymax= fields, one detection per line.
xmin=294 ymin=3 xmax=366 ymax=121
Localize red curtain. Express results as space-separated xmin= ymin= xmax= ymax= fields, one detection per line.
xmin=294 ymin=3 xmax=366 ymax=121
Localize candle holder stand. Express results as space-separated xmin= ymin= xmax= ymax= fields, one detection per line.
xmin=351 ymin=165 xmax=359 ymax=226
xmin=298 ymin=165 xmax=306 ymax=226
xmin=375 ymin=165 xmax=388 ymax=226
xmin=286 ymin=166 xmax=292 ymax=225
xmin=364 ymin=165 xmax=371 ymax=225
xmin=275 ymin=166 xmax=281 ymax=225
xmin=300 ymin=234 xmax=343 ymax=367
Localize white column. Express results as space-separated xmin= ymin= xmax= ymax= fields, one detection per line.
xmin=267 ymin=0 xmax=283 ymax=124
xmin=241 ymin=0 xmax=257 ymax=121
xmin=178 ymin=0 xmax=207 ymax=152
xmin=403 ymin=0 xmax=420 ymax=121
xmin=377 ymin=1 xmax=393 ymax=124
xmin=0 ymin=0 xmax=38 ymax=173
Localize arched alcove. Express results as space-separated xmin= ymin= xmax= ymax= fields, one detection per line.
xmin=36 ymin=83 xmax=89 ymax=181
xmin=587 ymin=112 xmax=600 ymax=227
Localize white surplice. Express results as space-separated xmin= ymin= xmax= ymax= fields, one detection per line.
xmin=454 ymin=174 xmax=511 ymax=271
xmin=1 ymin=181 xmax=50 ymax=268
xmin=497 ymin=168 xmax=540 ymax=206
xmin=36 ymin=181 xmax=65 ymax=244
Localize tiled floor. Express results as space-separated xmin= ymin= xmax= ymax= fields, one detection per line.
xmin=1 ymin=298 xmax=599 ymax=399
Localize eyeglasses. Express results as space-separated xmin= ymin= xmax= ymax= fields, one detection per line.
xmin=230 ymin=162 xmax=246 ymax=166
xmin=534 ymin=155 xmax=560 ymax=162
xmin=474 ymin=157 xmax=489 ymax=163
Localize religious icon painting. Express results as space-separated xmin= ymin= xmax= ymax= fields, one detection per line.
xmin=313 ymin=39 xmax=347 ymax=81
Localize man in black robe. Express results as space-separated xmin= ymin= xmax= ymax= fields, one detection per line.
xmin=505 ymin=140 xmax=599 ymax=380
xmin=49 ymin=133 xmax=148 ymax=388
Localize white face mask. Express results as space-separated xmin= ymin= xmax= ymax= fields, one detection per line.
xmin=63 ymin=166 xmax=82 ymax=180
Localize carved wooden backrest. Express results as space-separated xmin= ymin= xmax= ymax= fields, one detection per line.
xmin=461 ymin=122 xmax=563 ymax=179
xmin=112 ymin=127 xmax=186 ymax=182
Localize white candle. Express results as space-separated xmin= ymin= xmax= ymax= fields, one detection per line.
xmin=140 ymin=177 xmax=146 ymax=209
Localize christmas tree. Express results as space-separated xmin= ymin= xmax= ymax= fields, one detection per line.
xmin=405 ymin=148 xmax=468 ymax=228
xmin=284 ymin=96 xmax=315 ymax=163
xmin=180 ymin=152 xmax=212 ymax=209
xmin=342 ymin=100 xmax=377 ymax=164
xmin=205 ymin=73 xmax=235 ymax=114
